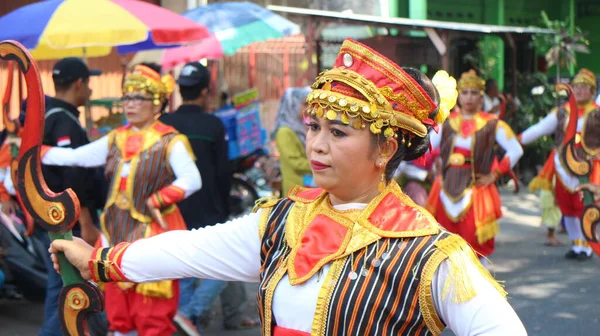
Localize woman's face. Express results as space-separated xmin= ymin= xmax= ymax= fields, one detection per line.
xmin=122 ymin=90 xmax=160 ymax=126
xmin=458 ymin=87 xmax=483 ymax=114
xmin=305 ymin=114 xmax=388 ymax=199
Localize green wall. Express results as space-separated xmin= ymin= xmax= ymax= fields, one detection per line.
xmin=392 ymin=0 xmax=600 ymax=79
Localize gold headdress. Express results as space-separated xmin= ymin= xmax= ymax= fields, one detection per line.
xmin=123 ymin=65 xmax=176 ymax=105
xmin=306 ymin=39 xmax=457 ymax=142
xmin=457 ymin=69 xmax=485 ymax=93
xmin=572 ymin=68 xmax=597 ymax=89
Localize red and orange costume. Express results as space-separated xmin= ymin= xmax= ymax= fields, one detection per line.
xmin=40 ymin=65 xmax=201 ymax=335
xmin=520 ymin=69 xmax=600 ymax=257
xmin=427 ymin=70 xmax=524 ymax=257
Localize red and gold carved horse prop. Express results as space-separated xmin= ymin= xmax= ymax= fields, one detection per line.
xmin=0 ymin=40 xmax=104 ymax=336
xmin=557 ymin=83 xmax=600 ymax=257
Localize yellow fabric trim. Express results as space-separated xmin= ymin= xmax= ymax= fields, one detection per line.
xmin=257 ymin=202 xmax=275 ymax=239
xmin=475 ymin=216 xmax=499 ymax=245
xmin=310 ymin=258 xmax=347 ymax=336
xmin=287 ymin=185 xmax=326 ymax=202
xmin=253 ymin=196 xmax=280 ymax=213
xmin=448 ymin=112 xmax=493 ymax=136
xmin=135 ymin=280 xmax=174 ymax=299
xmin=262 ymin=257 xmax=289 ymax=336
xmin=496 ymin=120 xmax=516 ymax=140
xmin=528 ymin=176 xmax=553 ymax=192
xmin=167 ymin=133 xmax=197 ymax=162
xmin=434 ymin=235 xmax=507 ymax=303
xmin=418 ymin=248 xmax=447 ymax=336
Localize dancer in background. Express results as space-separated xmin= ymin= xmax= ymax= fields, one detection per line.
xmin=427 ymin=70 xmax=523 ymax=265
xmin=519 ymin=68 xmax=600 ymax=260
xmin=39 ymin=64 xmax=201 ymax=336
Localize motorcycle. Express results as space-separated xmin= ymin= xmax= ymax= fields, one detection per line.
xmin=0 ymin=210 xmax=47 ymax=302
xmin=229 ymin=149 xmax=275 ymax=218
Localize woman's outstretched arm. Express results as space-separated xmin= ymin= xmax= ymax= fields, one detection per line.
xmin=49 ymin=211 xmax=263 ymax=283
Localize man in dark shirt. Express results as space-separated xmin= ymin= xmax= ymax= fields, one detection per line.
xmin=159 ymin=62 xmax=230 ymax=229
xmin=161 ymin=62 xmax=258 ymax=335
xmin=39 ymin=58 xmax=102 ymax=336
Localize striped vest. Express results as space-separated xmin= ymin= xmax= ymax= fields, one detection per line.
xmin=255 ymin=183 xmax=504 ymax=336
xmin=101 ymin=123 xmax=179 ymax=245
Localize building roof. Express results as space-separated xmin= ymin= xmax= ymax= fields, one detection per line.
xmin=267 ymin=5 xmax=554 ymax=35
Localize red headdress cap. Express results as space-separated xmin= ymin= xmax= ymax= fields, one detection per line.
xmin=306 ymin=39 xmax=441 ymax=139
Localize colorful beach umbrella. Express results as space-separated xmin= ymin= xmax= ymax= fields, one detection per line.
xmin=183 ymin=1 xmax=300 ymax=55
xmin=0 ymin=0 xmax=211 ymax=60
xmin=130 ymin=1 xmax=300 ymax=70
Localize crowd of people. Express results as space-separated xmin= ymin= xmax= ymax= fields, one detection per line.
xmin=0 ymin=37 xmax=598 ymax=336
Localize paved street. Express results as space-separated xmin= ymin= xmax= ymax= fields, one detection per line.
xmin=1 ymin=186 xmax=599 ymax=335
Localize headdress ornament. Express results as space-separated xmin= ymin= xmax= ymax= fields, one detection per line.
xmin=572 ymin=68 xmax=596 ymax=89
xmin=123 ymin=64 xmax=175 ymax=106
xmin=456 ymin=69 xmax=485 ymax=93
xmin=306 ymin=39 xmax=456 ymax=141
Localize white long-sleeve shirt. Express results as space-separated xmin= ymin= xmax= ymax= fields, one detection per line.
xmin=41 ymin=134 xmax=201 ymax=197
xmin=429 ymin=117 xmax=523 ymax=217
xmin=119 ymin=203 xmax=526 ymax=336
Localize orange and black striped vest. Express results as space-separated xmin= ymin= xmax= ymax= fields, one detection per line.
xmin=254 ymin=183 xmax=503 ymax=336
xmin=102 ymin=123 xmax=179 ymax=245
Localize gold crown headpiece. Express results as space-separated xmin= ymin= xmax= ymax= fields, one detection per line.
xmin=306 ymin=39 xmax=456 ymax=143
xmin=457 ymin=69 xmax=485 ymax=93
xmin=572 ymin=68 xmax=597 ymax=89
xmin=123 ymin=65 xmax=176 ymax=106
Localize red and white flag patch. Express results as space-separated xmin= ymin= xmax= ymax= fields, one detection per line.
xmin=57 ymin=136 xmax=71 ymax=147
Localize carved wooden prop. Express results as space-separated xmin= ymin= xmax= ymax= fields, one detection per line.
xmin=557 ymin=83 xmax=600 ymax=257
xmin=2 ymin=60 xmax=36 ymax=235
xmin=0 ymin=40 xmax=104 ymax=335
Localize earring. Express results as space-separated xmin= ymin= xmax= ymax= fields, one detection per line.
xmin=378 ymin=172 xmax=386 ymax=192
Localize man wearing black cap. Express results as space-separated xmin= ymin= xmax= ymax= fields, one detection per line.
xmin=40 ymin=57 xmax=103 ymax=336
xmin=160 ymin=62 xmax=257 ymax=335
xmin=160 ymin=62 xmax=231 ymax=238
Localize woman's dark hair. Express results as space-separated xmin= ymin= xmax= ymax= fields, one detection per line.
xmin=373 ymin=67 xmax=440 ymax=182
xmin=136 ymin=62 xmax=169 ymax=113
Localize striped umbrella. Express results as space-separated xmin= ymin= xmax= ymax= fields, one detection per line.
xmin=0 ymin=0 xmax=211 ymax=60
xmin=130 ymin=1 xmax=300 ymax=70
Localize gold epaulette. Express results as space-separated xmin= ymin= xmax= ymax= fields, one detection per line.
xmin=252 ymin=196 xmax=280 ymax=213
xmin=433 ymin=234 xmax=507 ymax=303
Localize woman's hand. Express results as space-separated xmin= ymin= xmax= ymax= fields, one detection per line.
xmin=475 ymin=173 xmax=496 ymax=187
xmin=146 ymin=198 xmax=168 ymax=230
xmin=575 ymin=183 xmax=600 ymax=202
xmin=49 ymin=237 xmax=94 ymax=280
xmin=1 ymin=199 xmax=18 ymax=215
